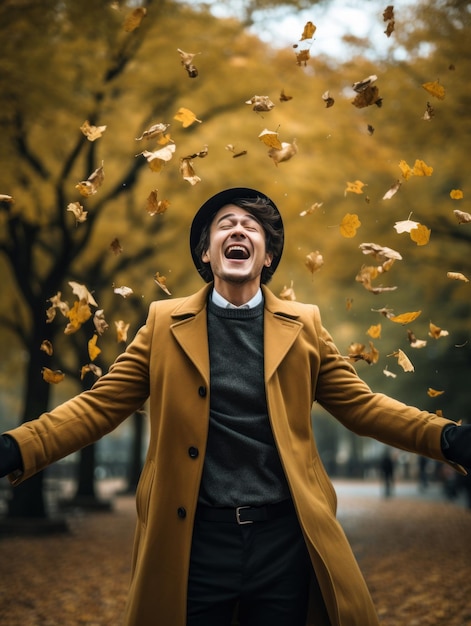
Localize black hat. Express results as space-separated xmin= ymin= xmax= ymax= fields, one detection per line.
xmin=190 ymin=187 xmax=284 ymax=283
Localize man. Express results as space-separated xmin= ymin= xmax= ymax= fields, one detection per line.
xmin=1 ymin=187 xmax=470 ymax=626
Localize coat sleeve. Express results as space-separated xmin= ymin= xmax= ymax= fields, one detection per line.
xmin=310 ymin=306 xmax=463 ymax=469
xmin=5 ymin=303 xmax=158 ymax=485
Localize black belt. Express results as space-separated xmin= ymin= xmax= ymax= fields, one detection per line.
xmin=195 ymin=499 xmax=294 ymax=525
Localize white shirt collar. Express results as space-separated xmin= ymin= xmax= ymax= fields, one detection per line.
xmin=211 ymin=287 xmax=263 ymax=309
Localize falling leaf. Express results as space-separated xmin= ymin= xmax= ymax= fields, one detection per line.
xmin=346 ymin=297 xmax=354 ymax=311
xmin=383 ymin=5 xmax=394 ymax=21
xmin=177 ymin=48 xmax=199 ymax=78
xmin=384 ymin=19 xmax=395 ymax=37
xmin=367 ymin=125 xmax=375 ymax=135
xmin=64 ymin=299 xmax=93 ymax=335
xmin=412 ymin=159 xmax=433 ymax=176
xmin=340 ymin=213 xmax=361 ymax=238
xmin=75 ymin=162 xmax=105 ymax=197
xmin=245 ymin=95 xmax=275 ymax=112
xmin=225 ymin=144 xmax=247 ymax=158
xmin=367 ymin=324 xmax=382 ymax=339
xmin=0 ymin=194 xmax=14 ymax=204
xmin=46 ymin=292 xmax=70 ymax=322
xmin=279 ymin=280 xmax=296 ymax=301
xmin=355 ymin=264 xmax=398 ymax=294
xmin=305 ymin=251 xmax=324 ymax=275
xmin=42 ymin=367 xmax=65 ymax=384
xmin=293 ymin=21 xmax=316 ymax=66
xmin=80 ymin=120 xmax=107 ymax=142
xmin=146 ymin=189 xmax=170 ymax=216
xmin=383 ymin=180 xmax=402 ymax=200
xmin=389 ymin=310 xmax=422 ymax=325
xmin=135 ymin=123 xmax=170 ymax=141
xmin=268 ymin=140 xmax=298 ymax=166
xmin=422 ymin=102 xmax=435 ymax=121
xmin=93 ymin=309 xmax=109 ymax=335
xmin=88 ymin=334 xmax=101 ymax=361
xmin=450 ymin=189 xmax=463 ymax=200
xmin=69 ymin=281 xmax=98 ymax=306
xmin=345 ymin=180 xmax=366 ymax=195
xmin=154 ymin=272 xmax=172 ymax=295
xmin=372 ymin=306 xmax=395 ymax=319
xmin=351 ymin=77 xmax=382 ymax=108
xmin=258 ymin=128 xmax=282 ymax=150
xmin=174 ymin=107 xmax=202 ymax=128
xmin=115 ymin=320 xmax=130 ymax=343
xmin=447 ymin=271 xmax=469 ymax=283
xmin=394 ymin=216 xmax=419 ymax=233
xmin=123 ymin=7 xmax=147 ymax=32
xmin=80 ymin=363 xmax=102 ymax=380
xmin=137 ymin=143 xmax=176 ymax=167
xmin=300 ymin=202 xmax=323 ymax=217
xmin=389 ymin=349 xmax=414 ymax=372
xmin=428 ymin=322 xmax=449 ymax=339
xmin=110 ymin=238 xmax=123 ymax=255
xmin=346 ymin=341 xmax=379 ymax=365
xmin=383 ymin=366 xmax=397 ymax=378
xmin=407 ymin=330 xmax=427 ymax=349
xmin=359 ymin=243 xmax=402 ymax=262
xmin=410 ymin=223 xmax=431 ymax=246
xmin=180 ymin=158 xmax=201 ymax=185
xmin=67 ymin=202 xmax=88 ymax=224
xmin=40 ymin=340 xmax=53 ymax=356
xmin=114 ymin=285 xmax=134 ymax=298
xmin=422 ymin=79 xmax=446 ymax=100
xmin=428 ymin=388 xmax=444 ymax=397
xmin=453 ymin=209 xmax=471 ymax=224
xmin=322 ymin=91 xmax=335 ymax=108
xmin=279 ymin=89 xmax=293 ymax=102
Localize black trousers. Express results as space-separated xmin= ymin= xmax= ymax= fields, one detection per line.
xmin=186 ymin=503 xmax=313 ymax=626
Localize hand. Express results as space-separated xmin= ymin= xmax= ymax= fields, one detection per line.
xmin=441 ymin=424 xmax=471 ymax=471
xmin=0 ymin=435 xmax=22 ymax=477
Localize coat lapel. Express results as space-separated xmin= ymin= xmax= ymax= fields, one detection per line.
xmin=262 ymin=286 xmax=303 ymax=381
xmin=169 ymin=284 xmax=212 ymax=383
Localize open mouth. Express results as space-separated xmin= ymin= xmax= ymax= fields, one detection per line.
xmin=225 ymin=245 xmax=250 ymax=260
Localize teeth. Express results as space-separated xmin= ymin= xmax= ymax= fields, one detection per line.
xmin=225 ymin=245 xmax=249 ymax=259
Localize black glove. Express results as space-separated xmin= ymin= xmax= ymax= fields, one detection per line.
xmin=441 ymin=424 xmax=471 ymax=470
xmin=0 ymin=434 xmax=23 ymax=477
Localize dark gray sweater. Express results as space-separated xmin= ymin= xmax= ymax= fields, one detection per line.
xmin=198 ymin=298 xmax=291 ymax=507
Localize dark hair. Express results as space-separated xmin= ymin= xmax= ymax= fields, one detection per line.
xmin=194 ymin=196 xmax=284 ymax=284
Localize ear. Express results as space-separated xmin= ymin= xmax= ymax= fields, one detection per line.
xmin=264 ymin=252 xmax=273 ymax=268
xmin=202 ymin=249 xmax=210 ymax=263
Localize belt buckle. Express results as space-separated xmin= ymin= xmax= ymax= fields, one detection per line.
xmin=235 ymin=505 xmax=253 ymax=525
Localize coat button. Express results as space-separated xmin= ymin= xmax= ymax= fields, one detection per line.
xmin=188 ymin=446 xmax=199 ymax=459
xmin=198 ymin=386 xmax=207 ymax=397
xmin=177 ymin=507 xmax=187 ymax=519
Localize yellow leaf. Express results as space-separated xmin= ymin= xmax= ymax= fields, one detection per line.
xmin=115 ymin=320 xmax=130 ymax=343
xmin=450 ymin=189 xmax=463 ymax=200
xmin=410 ymin=224 xmax=431 ymax=246
xmin=42 ymin=367 xmax=65 ymax=384
xmin=146 ymin=190 xmax=170 ymax=216
xmin=411 ymin=159 xmax=433 ymax=176
xmin=80 ymin=120 xmax=107 ymax=142
xmin=399 ymin=160 xmax=413 ymax=180
xmin=174 ymin=107 xmax=202 ymax=128
xmin=340 ymin=213 xmax=361 ymax=238
xmin=75 ymin=163 xmax=105 ymax=197
xmin=447 ymin=271 xmax=469 ymax=283
xmin=88 ymin=334 xmax=101 ymax=362
xmin=345 ymin=180 xmax=366 ymax=194
xmin=366 ymin=324 xmax=381 ymax=339
xmin=389 ymin=310 xmax=422 ymax=325
xmin=427 ymin=388 xmax=444 ymax=397
xmin=389 ymin=349 xmax=414 ymax=372
xmin=154 ymin=272 xmax=172 ymax=296
xmin=422 ymin=79 xmax=446 ymax=100
xmin=258 ymin=128 xmax=282 ymax=150
xmin=428 ymin=322 xmax=449 ymax=339
xmin=65 ymin=299 xmax=92 ymax=334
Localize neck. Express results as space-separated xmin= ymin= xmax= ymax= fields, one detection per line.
xmin=213 ymin=279 xmax=261 ymax=307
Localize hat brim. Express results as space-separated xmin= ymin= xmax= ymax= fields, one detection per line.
xmin=190 ymin=187 xmax=283 ymax=281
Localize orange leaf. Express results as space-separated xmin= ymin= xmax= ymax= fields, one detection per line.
xmin=42 ymin=367 xmax=65 ymax=384
xmin=345 ymin=180 xmax=366 ymax=194
xmin=174 ymin=107 xmax=202 ymax=128
xmin=389 ymin=311 xmax=422 ymax=325
xmin=88 ymin=334 xmax=101 ymax=362
xmin=340 ymin=213 xmax=361 ymax=238
xmin=450 ymin=189 xmax=463 ymax=200
xmin=422 ymin=79 xmax=445 ymax=100
xmin=410 ymin=224 xmax=431 ymax=246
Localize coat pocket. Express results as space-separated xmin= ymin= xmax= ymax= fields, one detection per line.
xmin=135 ymin=459 xmax=155 ymax=527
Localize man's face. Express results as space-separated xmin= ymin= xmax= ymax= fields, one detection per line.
xmin=202 ymin=204 xmax=273 ymax=287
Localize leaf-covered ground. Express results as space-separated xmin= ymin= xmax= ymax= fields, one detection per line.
xmin=0 ymin=482 xmax=470 ymax=625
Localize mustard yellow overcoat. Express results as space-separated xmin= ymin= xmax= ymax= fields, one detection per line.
xmin=7 ymin=283 xmax=458 ymax=626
